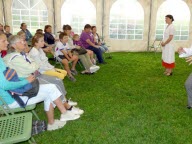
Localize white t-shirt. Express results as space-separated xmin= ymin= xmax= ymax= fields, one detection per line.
xmin=55 ymin=41 xmax=69 ymax=57
xmin=29 ymin=47 xmax=54 ymax=73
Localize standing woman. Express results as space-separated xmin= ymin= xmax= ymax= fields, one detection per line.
xmin=161 ymin=15 xmax=175 ymax=76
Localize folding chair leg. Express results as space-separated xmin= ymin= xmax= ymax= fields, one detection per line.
xmin=78 ymin=60 xmax=83 ymax=68
xmin=28 ymin=137 xmax=36 ymax=144
xmin=105 ymin=50 xmax=112 ymax=59
xmin=32 ymin=110 xmax=40 ymax=120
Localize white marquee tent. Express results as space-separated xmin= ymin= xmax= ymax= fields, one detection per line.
xmin=0 ymin=0 xmax=192 ymax=52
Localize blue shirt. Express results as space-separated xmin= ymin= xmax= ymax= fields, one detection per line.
xmin=0 ymin=57 xmax=28 ymax=105
xmin=22 ymin=29 xmax=32 ymax=42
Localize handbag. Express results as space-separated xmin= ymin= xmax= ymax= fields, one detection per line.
xmin=4 ymin=67 xmax=32 ymax=95
xmin=72 ymin=48 xmax=87 ymax=55
xmin=32 ymin=120 xmax=47 ymax=136
xmin=4 ymin=67 xmax=40 ymax=107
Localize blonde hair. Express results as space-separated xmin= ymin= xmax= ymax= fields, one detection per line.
xmin=73 ymin=34 xmax=79 ymax=40
xmin=17 ymin=31 xmax=25 ymax=36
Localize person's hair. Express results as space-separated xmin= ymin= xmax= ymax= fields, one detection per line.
xmin=91 ymin=26 xmax=96 ymax=30
xmin=44 ymin=25 xmax=52 ymax=32
xmin=0 ymin=23 xmax=3 ymax=27
xmin=63 ymin=25 xmax=72 ymax=31
xmin=4 ymin=25 xmax=9 ymax=30
xmin=73 ymin=34 xmax=79 ymax=40
xmin=165 ymin=14 xmax=174 ymax=22
xmin=36 ymin=29 xmax=43 ymax=34
xmin=20 ymin=23 xmax=26 ymax=29
xmin=8 ymin=35 xmax=21 ymax=46
xmin=59 ymin=32 xmax=68 ymax=40
xmin=84 ymin=24 xmax=91 ymax=30
xmin=32 ymin=33 xmax=44 ymax=47
xmin=17 ymin=31 xmax=25 ymax=36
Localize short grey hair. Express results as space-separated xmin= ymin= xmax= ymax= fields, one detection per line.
xmin=8 ymin=35 xmax=21 ymax=46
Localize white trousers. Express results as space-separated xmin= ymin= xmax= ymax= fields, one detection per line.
xmin=8 ymin=84 xmax=62 ymax=111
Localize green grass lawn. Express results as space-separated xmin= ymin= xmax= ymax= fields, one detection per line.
xmin=25 ymin=52 xmax=192 ymax=144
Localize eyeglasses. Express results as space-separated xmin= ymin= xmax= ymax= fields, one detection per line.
xmin=15 ymin=40 xmax=26 ymax=44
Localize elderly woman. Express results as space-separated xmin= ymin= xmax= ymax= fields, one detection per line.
xmin=80 ymin=24 xmax=105 ymax=64
xmin=0 ymin=33 xmax=80 ymax=131
xmin=161 ymin=15 xmax=175 ymax=76
xmin=3 ymin=35 xmax=83 ymax=115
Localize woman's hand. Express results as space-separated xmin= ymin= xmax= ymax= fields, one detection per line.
xmin=161 ymin=42 xmax=165 ymax=47
xmin=27 ymin=75 xmax=35 ymax=83
xmin=186 ymin=56 xmax=192 ymax=65
xmin=95 ymin=45 xmax=100 ymax=48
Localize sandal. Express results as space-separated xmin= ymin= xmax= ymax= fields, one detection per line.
xmin=81 ymin=71 xmax=92 ymax=75
xmin=165 ymin=72 xmax=173 ymax=76
xmin=163 ymin=71 xmax=168 ymax=75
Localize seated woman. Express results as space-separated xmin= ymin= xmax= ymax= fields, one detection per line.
xmin=17 ymin=31 xmax=30 ymax=53
xmin=37 ymin=28 xmax=54 ymax=55
xmin=29 ymin=33 xmax=67 ymax=80
xmin=19 ymin=23 xmax=33 ymax=45
xmin=80 ymin=24 xmax=105 ymax=64
xmin=55 ymin=32 xmax=78 ymax=81
xmin=73 ymin=34 xmax=100 ymax=74
xmin=0 ymin=33 xmax=80 ymax=131
xmin=3 ymin=35 xmax=83 ymax=115
xmin=91 ymin=26 xmax=108 ymax=53
xmin=63 ymin=25 xmax=75 ymax=49
xmin=44 ymin=25 xmax=56 ymax=46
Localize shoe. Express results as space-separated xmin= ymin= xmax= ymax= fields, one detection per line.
xmin=71 ymin=69 xmax=78 ymax=75
xmin=47 ymin=119 xmax=66 ymax=131
xmin=81 ymin=71 xmax=93 ymax=75
xmin=90 ymin=65 xmax=100 ymax=73
xmin=67 ymin=98 xmax=77 ymax=106
xmin=60 ymin=111 xmax=80 ymax=121
xmin=163 ymin=71 xmax=168 ymax=75
xmin=166 ymin=72 xmax=172 ymax=76
xmin=69 ymin=107 xmax=84 ymax=115
xmin=187 ymin=105 xmax=192 ymax=109
xmin=99 ymin=62 xmax=107 ymax=65
xmin=68 ymin=76 xmax=76 ymax=82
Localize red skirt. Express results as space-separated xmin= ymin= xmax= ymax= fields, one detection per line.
xmin=162 ymin=60 xmax=175 ymax=68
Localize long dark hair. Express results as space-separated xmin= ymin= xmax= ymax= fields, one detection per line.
xmin=165 ymin=14 xmax=174 ymax=22
xmin=63 ymin=25 xmax=72 ymax=31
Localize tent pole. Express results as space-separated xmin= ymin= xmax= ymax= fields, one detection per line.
xmin=52 ymin=0 xmax=56 ymax=34
xmin=101 ymin=0 xmax=105 ymax=40
xmin=2 ymin=0 xmax=6 ymax=24
xmin=147 ymin=0 xmax=153 ymax=51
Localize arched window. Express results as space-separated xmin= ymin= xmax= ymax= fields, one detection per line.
xmin=109 ymin=0 xmax=144 ymax=40
xmin=156 ymin=0 xmax=190 ymax=41
xmin=61 ymin=0 xmax=96 ymax=34
xmin=12 ymin=0 xmax=48 ymax=34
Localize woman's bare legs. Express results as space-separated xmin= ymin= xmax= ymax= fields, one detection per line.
xmin=46 ymin=97 xmax=67 ymax=124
